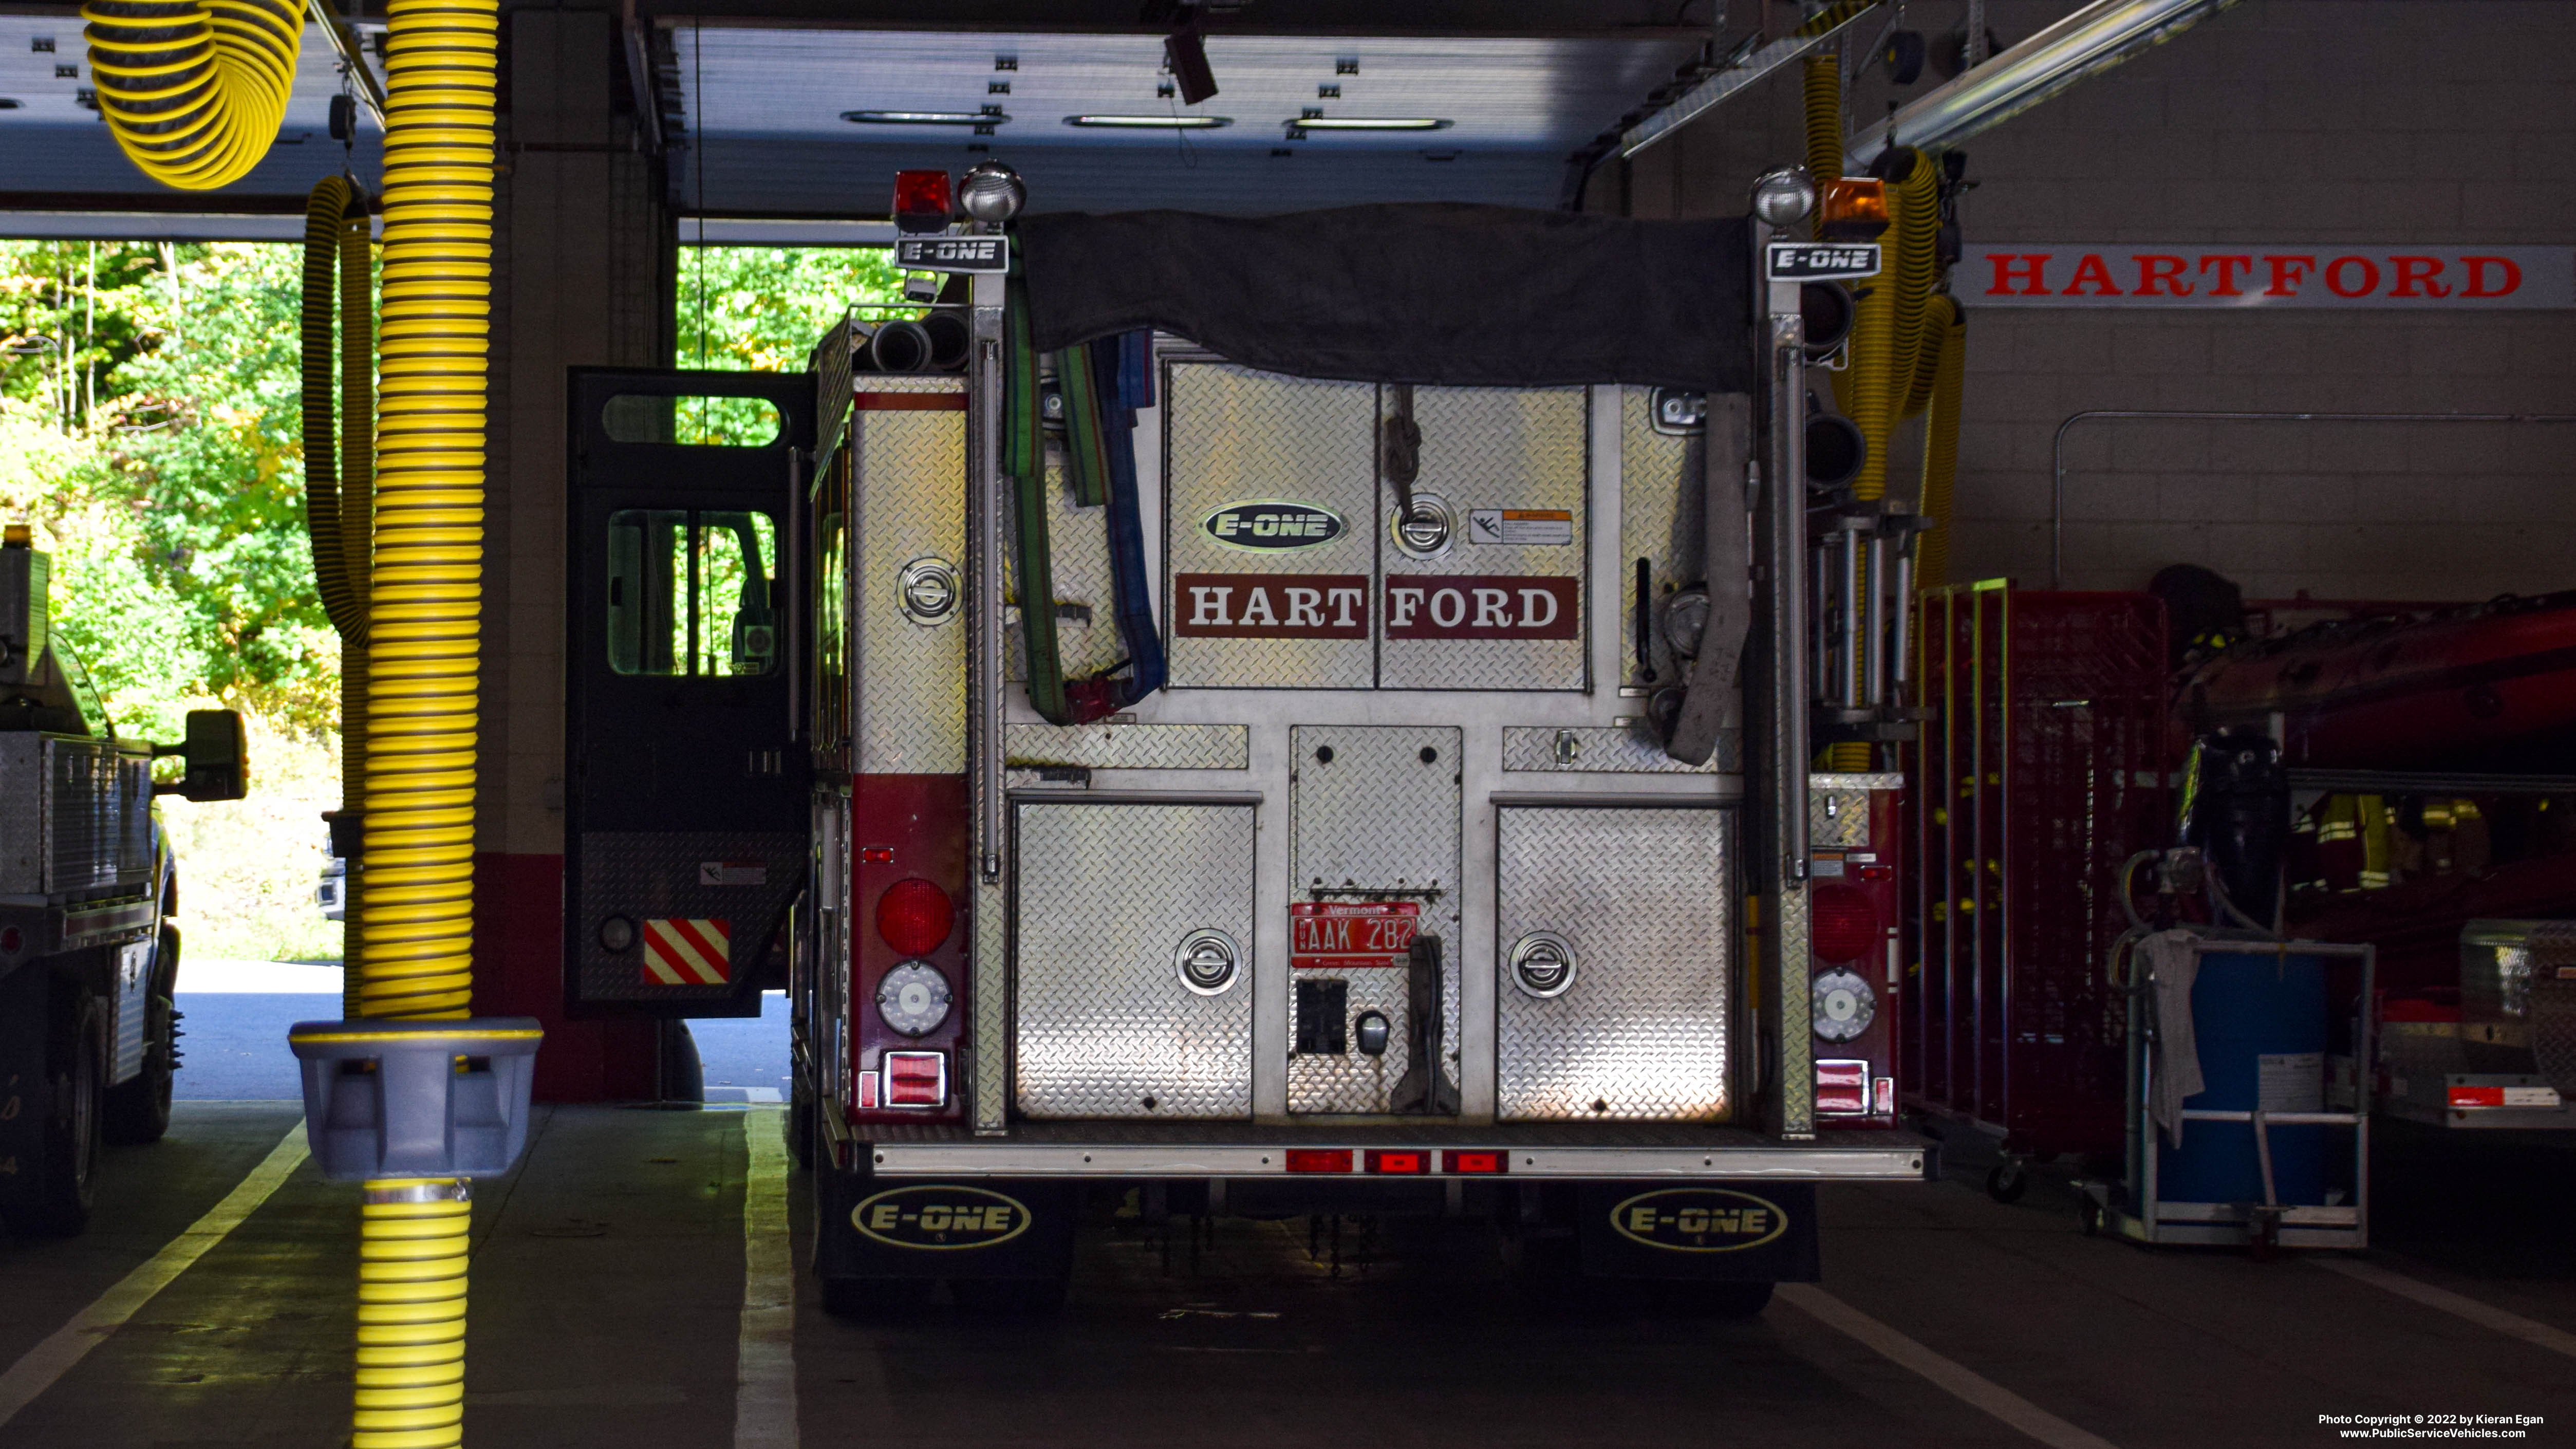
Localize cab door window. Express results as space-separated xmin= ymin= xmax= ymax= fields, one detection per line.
xmin=606 ymin=508 xmax=779 ymax=677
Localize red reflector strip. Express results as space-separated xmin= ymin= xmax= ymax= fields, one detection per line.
xmin=855 ymin=1069 xmax=880 ymax=1110
xmin=1365 ymin=1150 xmax=1427 ymax=1175
xmin=883 ymin=1051 xmax=946 ymax=1107
xmin=2450 ymin=1085 xmax=2506 ymax=1107
xmin=1443 ymin=1150 xmax=1507 ymax=1175
xmin=861 ymin=846 xmax=895 ymax=864
xmin=1284 ymin=1149 xmax=1353 ymax=1174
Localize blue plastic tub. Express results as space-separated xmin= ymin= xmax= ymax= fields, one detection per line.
xmin=2155 ymin=948 xmax=2329 ymax=1208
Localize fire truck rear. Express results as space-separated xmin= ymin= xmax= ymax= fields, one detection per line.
xmin=562 ymin=165 xmax=1927 ymax=1310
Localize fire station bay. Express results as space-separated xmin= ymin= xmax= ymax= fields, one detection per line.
xmin=15 ymin=2 xmax=2576 ymax=1446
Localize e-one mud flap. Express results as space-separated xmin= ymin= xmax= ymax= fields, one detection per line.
xmin=815 ymin=1170 xmax=1077 ymax=1281
xmin=1577 ymin=1181 xmax=1821 ymax=1282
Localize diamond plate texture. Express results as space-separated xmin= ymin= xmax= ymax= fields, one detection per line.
xmin=1495 ymin=806 xmax=1730 ymax=1122
xmin=1163 ymin=362 xmax=1376 ymax=690
xmin=574 ymin=831 xmax=804 ymax=1005
xmin=1619 ymin=385 xmax=1707 ymax=692
xmin=1777 ymin=878 xmax=1814 ymax=1137
xmin=856 ymin=399 xmax=967 ymax=774
xmin=1290 ymin=727 xmax=1460 ymax=1114
xmin=2469 ymin=922 xmax=2576 ymax=1094
xmin=1005 ymin=723 xmax=1250 ymax=771
xmin=1380 ymin=386 xmax=1588 ymax=692
xmin=1014 ymin=801 xmax=1257 ymax=1119
xmin=1501 ymin=725 xmax=1737 ymax=773
xmin=1003 ymin=449 xmax=1124 ymax=685
xmin=972 ymin=874 xmax=1009 ymax=1130
xmin=1808 ymin=788 xmax=1871 ymax=847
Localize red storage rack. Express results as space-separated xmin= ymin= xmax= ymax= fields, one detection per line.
xmin=1906 ymin=585 xmax=2171 ymax=1161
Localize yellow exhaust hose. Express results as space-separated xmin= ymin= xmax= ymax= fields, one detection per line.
xmin=303 ymin=176 xmax=375 ymax=1016
xmin=1914 ymin=295 xmax=1966 ymax=590
xmin=354 ymin=0 xmax=493 ymax=1444
xmin=81 ymin=0 xmax=305 ymax=191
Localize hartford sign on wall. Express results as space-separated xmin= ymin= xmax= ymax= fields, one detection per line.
xmin=1961 ymin=245 xmax=2574 ymax=308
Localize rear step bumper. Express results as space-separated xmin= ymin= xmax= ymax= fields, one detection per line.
xmin=858 ymin=1126 xmax=1933 ymax=1181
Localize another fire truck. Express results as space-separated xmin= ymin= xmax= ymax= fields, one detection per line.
xmin=564 ymin=164 xmax=1927 ymax=1310
xmin=1 ymin=524 xmax=245 ymax=1236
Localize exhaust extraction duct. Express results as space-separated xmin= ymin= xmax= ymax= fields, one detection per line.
xmin=1845 ymin=0 xmax=2241 ymax=169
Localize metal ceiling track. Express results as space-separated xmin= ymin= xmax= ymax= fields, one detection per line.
xmin=1844 ymin=0 xmax=2241 ymax=167
xmin=1618 ymin=3 xmax=1881 ymax=158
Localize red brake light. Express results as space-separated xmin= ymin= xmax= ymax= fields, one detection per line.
xmin=1285 ymin=1149 xmax=1352 ymax=1174
xmin=1365 ymin=1150 xmax=1427 ymax=1175
xmin=892 ymin=170 xmax=953 ymax=233
xmin=883 ymin=1051 xmax=946 ymax=1107
xmin=877 ymin=878 xmax=955 ymax=956
xmin=1810 ymin=882 xmax=1878 ymax=965
xmin=1817 ymin=1058 xmax=1870 ymax=1114
xmin=1443 ymin=1150 xmax=1507 ymax=1175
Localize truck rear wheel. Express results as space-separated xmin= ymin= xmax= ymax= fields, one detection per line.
xmin=2 ymin=987 xmax=106 ymax=1238
xmin=104 ymin=926 xmax=178 ymax=1145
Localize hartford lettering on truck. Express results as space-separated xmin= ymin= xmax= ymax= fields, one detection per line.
xmin=561 ymin=161 xmax=1929 ymax=1317
xmin=1964 ymin=243 xmax=2576 ymax=308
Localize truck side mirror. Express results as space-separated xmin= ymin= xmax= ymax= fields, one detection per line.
xmin=156 ymin=709 xmax=249 ymax=802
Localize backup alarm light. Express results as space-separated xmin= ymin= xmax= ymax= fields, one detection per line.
xmin=876 ymin=877 xmax=956 ymax=956
xmin=890 ymin=169 xmax=955 ymax=234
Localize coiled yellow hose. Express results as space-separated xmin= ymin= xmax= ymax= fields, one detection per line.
xmin=1884 ymin=149 xmax=1941 ymax=426
xmin=1801 ymin=56 xmax=1842 ymax=200
xmin=303 ymin=176 xmax=375 ymax=1016
xmin=81 ymin=0 xmax=306 ymax=191
xmin=363 ymin=0 xmax=492 ymax=1025
xmin=355 ymin=2 xmax=492 ymax=1444
xmin=356 ymin=1186 xmax=471 ymax=1447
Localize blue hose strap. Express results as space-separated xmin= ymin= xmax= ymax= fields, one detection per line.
xmin=1065 ymin=330 xmax=1166 ymax=721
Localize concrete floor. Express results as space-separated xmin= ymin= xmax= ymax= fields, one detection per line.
xmin=4 ymin=1104 xmax=2572 ymax=1448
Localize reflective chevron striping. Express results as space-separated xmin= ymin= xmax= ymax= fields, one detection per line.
xmin=644 ymin=917 xmax=732 ymax=986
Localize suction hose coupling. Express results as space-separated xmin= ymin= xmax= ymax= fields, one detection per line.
xmin=82 ymin=0 xmax=306 ymax=191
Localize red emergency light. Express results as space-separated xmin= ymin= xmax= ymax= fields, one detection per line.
xmin=1809 ymin=882 xmax=1879 ymax=966
xmin=876 ymin=877 xmax=955 ymax=956
xmin=892 ymin=170 xmax=953 ymax=234
xmin=1284 ymin=1149 xmax=1352 ymax=1174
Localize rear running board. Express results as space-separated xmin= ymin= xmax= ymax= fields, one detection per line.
xmin=866 ymin=1140 xmax=1930 ymax=1181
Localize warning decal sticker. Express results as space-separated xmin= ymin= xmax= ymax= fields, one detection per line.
xmin=643 ymin=917 xmax=731 ymax=985
xmin=1467 ymin=509 xmax=1574 ymax=546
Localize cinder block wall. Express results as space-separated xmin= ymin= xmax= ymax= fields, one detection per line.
xmin=1618 ymin=0 xmax=2576 ymax=602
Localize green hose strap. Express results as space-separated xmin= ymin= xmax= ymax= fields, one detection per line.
xmin=1003 ymin=277 xmax=1070 ymax=722
xmin=1054 ymin=343 xmax=1111 ymax=509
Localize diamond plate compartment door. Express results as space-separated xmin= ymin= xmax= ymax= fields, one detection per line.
xmin=1162 ymin=362 xmax=1377 ymax=691
xmin=1496 ymin=805 xmax=1732 ymax=1121
xmin=1013 ymin=801 xmax=1257 ymax=1120
xmin=1288 ymin=726 xmax=1462 ymax=1115
xmin=1379 ymin=386 xmax=1589 ymax=692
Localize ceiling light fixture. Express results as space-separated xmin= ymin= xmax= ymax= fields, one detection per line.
xmin=1288 ymin=116 xmax=1452 ymax=132
xmin=1064 ymin=114 xmax=1231 ymax=129
xmin=842 ymin=109 xmax=1010 ymax=127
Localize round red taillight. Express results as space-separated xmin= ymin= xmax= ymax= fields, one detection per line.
xmin=876 ymin=877 xmax=955 ymax=956
xmin=1809 ymin=883 xmax=1879 ymax=965
xmin=0 ymin=923 xmax=20 ymax=955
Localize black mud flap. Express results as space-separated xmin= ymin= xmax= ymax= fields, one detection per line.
xmin=0 ymin=963 xmax=45 ymax=1215
xmin=815 ymin=1166 xmax=1077 ymax=1281
xmin=1577 ymin=1181 xmax=1820 ymax=1283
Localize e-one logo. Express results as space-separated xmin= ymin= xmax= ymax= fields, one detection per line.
xmin=851 ymin=1185 xmax=1031 ymax=1250
xmin=1202 ymin=501 xmax=1346 ymax=551
xmin=1610 ymin=1188 xmax=1789 ymax=1253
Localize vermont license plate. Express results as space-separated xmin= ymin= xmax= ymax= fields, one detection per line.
xmin=1290 ymin=901 xmax=1418 ymax=971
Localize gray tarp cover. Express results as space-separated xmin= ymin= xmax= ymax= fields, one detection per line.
xmin=1018 ymin=203 xmax=1752 ymax=394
